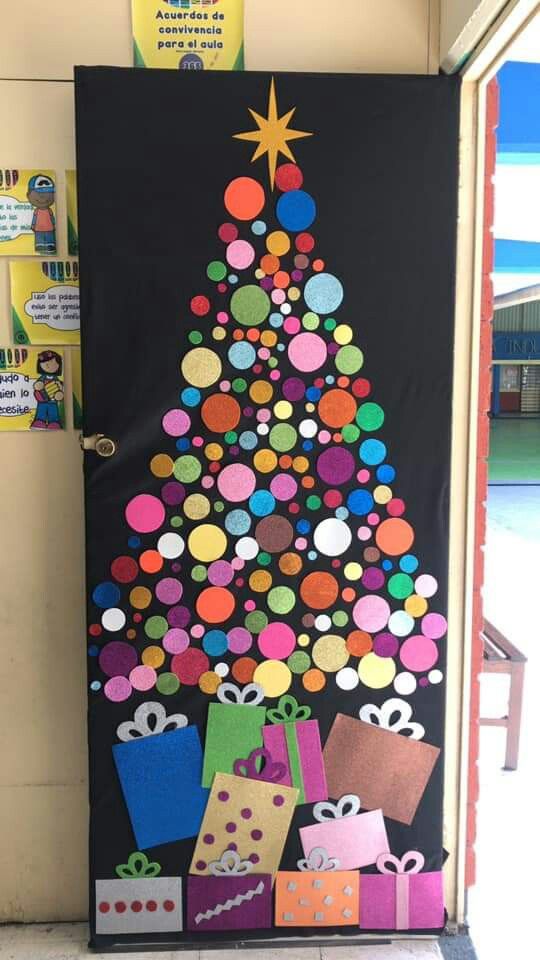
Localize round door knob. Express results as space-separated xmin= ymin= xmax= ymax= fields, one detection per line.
xmin=95 ymin=436 xmax=116 ymax=458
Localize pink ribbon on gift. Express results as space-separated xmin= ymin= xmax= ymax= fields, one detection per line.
xmin=376 ymin=851 xmax=425 ymax=930
xmin=233 ymin=747 xmax=287 ymax=784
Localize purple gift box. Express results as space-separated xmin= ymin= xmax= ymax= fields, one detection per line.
xmin=187 ymin=850 xmax=272 ymax=932
xmin=360 ymin=851 xmax=445 ymax=931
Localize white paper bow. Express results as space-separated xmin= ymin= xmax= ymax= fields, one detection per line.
xmin=359 ymin=697 xmax=425 ymax=740
xmin=208 ymin=850 xmax=254 ymax=876
xmin=297 ymin=847 xmax=341 ymax=872
xmin=313 ymin=794 xmax=361 ymax=822
xmin=116 ymin=701 xmax=188 ymax=742
xmin=217 ymin=682 xmax=265 ymax=706
xmin=377 ymin=850 xmax=425 ymax=875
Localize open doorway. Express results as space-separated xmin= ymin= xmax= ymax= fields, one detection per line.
xmin=465 ymin=14 xmax=540 ymax=960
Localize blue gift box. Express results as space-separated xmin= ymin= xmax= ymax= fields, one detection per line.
xmin=113 ymin=703 xmax=209 ymax=850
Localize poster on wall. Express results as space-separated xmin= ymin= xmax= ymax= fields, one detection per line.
xmin=75 ymin=66 xmax=459 ymax=949
xmin=0 ymin=345 xmax=65 ymax=431
xmin=66 ymin=170 xmax=79 ymax=255
xmin=10 ymin=260 xmax=80 ymax=346
xmin=0 ymin=169 xmax=57 ymax=256
xmin=131 ymin=0 xmax=244 ymax=70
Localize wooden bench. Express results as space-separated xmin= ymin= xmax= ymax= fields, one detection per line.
xmin=480 ymin=619 xmax=527 ymax=770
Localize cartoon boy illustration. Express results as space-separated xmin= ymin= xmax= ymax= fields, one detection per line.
xmin=27 ymin=174 xmax=56 ymax=254
xmin=31 ymin=350 xmax=63 ymax=430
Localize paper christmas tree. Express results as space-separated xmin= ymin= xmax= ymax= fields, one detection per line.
xmin=88 ymin=79 xmax=447 ymax=707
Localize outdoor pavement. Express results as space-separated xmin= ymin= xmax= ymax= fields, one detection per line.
xmin=467 ymin=476 xmax=540 ymax=958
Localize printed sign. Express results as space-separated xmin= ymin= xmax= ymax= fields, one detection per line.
xmin=0 ymin=346 xmax=65 ymax=431
xmin=10 ymin=260 xmax=80 ymax=346
xmin=0 ymin=168 xmax=57 ymax=255
xmin=132 ymin=0 xmax=244 ymax=71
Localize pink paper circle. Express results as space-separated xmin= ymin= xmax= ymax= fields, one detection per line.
xmin=258 ymin=622 xmax=296 ymax=660
xmin=421 ymin=612 xmax=447 ymax=639
xmin=353 ymin=595 xmax=390 ymax=632
xmin=226 ymin=239 xmax=255 ymax=270
xmin=104 ymin=676 xmax=132 ymax=702
xmin=400 ymin=635 xmax=439 ymax=672
xmin=163 ymin=628 xmax=190 ymax=654
xmin=162 ymin=409 xmax=191 ymax=437
xmin=129 ymin=665 xmax=157 ymax=691
xmin=270 ymin=473 xmax=298 ymax=501
xmin=217 ymin=463 xmax=256 ymax=502
xmin=155 ymin=577 xmax=183 ymax=605
xmin=287 ymin=332 xmax=327 ymax=372
xmin=125 ymin=494 xmax=165 ymax=533
xmin=227 ymin=627 xmax=253 ymax=654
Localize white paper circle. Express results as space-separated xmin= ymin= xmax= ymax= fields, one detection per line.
xmin=313 ymin=518 xmax=352 ymax=557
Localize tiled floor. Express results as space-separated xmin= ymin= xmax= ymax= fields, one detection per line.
xmin=0 ymin=924 xmax=444 ymax=960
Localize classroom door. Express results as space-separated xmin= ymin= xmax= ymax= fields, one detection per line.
xmin=76 ymin=66 xmax=459 ymax=950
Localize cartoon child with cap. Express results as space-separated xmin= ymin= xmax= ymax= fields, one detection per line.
xmin=27 ymin=174 xmax=56 ymax=254
xmin=31 ymin=350 xmax=64 ymax=430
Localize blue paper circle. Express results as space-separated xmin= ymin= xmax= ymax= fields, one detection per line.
xmin=304 ymin=273 xmax=344 ymax=315
xmin=276 ymin=190 xmax=316 ymax=232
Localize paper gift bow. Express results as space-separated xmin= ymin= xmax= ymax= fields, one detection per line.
xmin=115 ymin=851 xmax=161 ymax=879
xmin=217 ymin=682 xmax=265 ymax=706
xmin=116 ymin=702 xmax=188 ymax=742
xmin=233 ymin=747 xmax=287 ymax=784
xmin=313 ymin=794 xmax=362 ymax=822
xmin=376 ymin=851 xmax=426 ymax=930
xmin=297 ymin=847 xmax=340 ymax=872
xmin=359 ymin=697 xmax=425 ymax=740
xmin=208 ymin=850 xmax=254 ymax=877
xmin=266 ymin=695 xmax=311 ymax=724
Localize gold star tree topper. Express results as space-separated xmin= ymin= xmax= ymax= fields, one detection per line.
xmin=234 ymin=77 xmax=312 ymax=189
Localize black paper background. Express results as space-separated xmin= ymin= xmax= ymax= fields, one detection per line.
xmin=76 ymin=66 xmax=459 ymax=949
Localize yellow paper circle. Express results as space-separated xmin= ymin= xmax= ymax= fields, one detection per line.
xmin=205 ymin=443 xmax=223 ymax=462
xmin=374 ymin=485 xmax=392 ymax=504
xmin=358 ymin=652 xmax=396 ymax=689
xmin=250 ymin=380 xmax=273 ymax=404
xmin=253 ymin=449 xmax=278 ymax=473
xmin=334 ymin=324 xmax=353 ymax=345
xmin=249 ymin=570 xmax=272 ymax=593
xmin=312 ymin=635 xmax=349 ymax=672
xmin=274 ymin=400 xmax=293 ymax=420
xmin=188 ymin=523 xmax=227 ymax=562
xmin=253 ymin=659 xmax=292 ymax=697
xmin=150 ymin=454 xmax=174 ymax=478
xmin=129 ymin=586 xmax=152 ymax=610
xmin=266 ymin=230 xmax=290 ymax=256
xmin=199 ymin=671 xmax=222 ymax=695
xmin=344 ymin=562 xmax=363 ymax=581
xmin=184 ymin=493 xmax=211 ymax=521
xmin=142 ymin=645 xmax=166 ymax=668
xmin=404 ymin=594 xmax=429 ymax=617
xmin=181 ymin=347 xmax=221 ymax=388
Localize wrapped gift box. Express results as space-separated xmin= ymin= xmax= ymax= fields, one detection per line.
xmin=299 ymin=794 xmax=389 ymax=870
xmin=323 ymin=699 xmax=441 ymax=825
xmin=262 ymin=695 xmax=327 ymax=804
xmin=360 ymin=851 xmax=444 ymax=930
xmin=202 ymin=682 xmax=266 ymax=788
xmin=112 ymin=702 xmax=208 ymax=849
xmin=275 ymin=847 xmax=359 ymax=927
xmin=96 ymin=853 xmax=182 ymax=935
xmin=190 ymin=767 xmax=298 ymax=878
xmin=187 ymin=850 xmax=271 ymax=932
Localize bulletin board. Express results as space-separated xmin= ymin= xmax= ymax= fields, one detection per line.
xmin=76 ymin=66 xmax=459 ymax=949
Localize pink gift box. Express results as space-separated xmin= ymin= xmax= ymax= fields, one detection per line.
xmin=360 ymin=852 xmax=445 ymax=931
xmin=299 ymin=795 xmax=389 ymax=870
